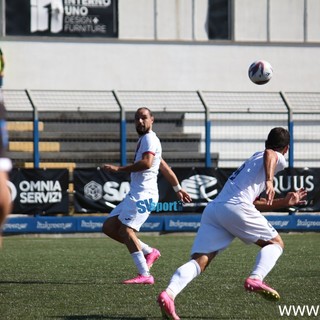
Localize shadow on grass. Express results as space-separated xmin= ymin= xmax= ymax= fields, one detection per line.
xmin=0 ymin=280 xmax=91 ymax=285
xmin=51 ymin=316 xmax=149 ymax=320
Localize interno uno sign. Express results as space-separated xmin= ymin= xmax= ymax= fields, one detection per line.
xmin=5 ymin=0 xmax=118 ymax=37
xmin=9 ymin=169 xmax=69 ymax=214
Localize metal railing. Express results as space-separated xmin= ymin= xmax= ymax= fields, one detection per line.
xmin=3 ymin=89 xmax=320 ymax=169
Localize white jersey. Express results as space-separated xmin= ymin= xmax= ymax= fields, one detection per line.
xmin=215 ymin=151 xmax=286 ymax=206
xmin=130 ymin=130 xmax=162 ymax=195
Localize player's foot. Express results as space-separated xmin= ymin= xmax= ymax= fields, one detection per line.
xmin=157 ymin=291 xmax=180 ymax=320
xmin=122 ymin=274 xmax=154 ymax=285
xmin=145 ymin=248 xmax=161 ymax=269
xmin=244 ymin=278 xmax=280 ymax=301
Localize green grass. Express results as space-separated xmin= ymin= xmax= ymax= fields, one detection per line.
xmin=0 ymin=233 xmax=319 ymax=320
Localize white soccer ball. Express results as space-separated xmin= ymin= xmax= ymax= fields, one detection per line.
xmin=248 ymin=60 xmax=273 ymax=85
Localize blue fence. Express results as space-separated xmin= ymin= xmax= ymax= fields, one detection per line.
xmin=4 ymin=89 xmax=320 ymax=169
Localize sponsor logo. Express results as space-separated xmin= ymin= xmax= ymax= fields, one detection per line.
xmin=84 ymin=180 xmax=129 ymax=205
xmin=14 ymin=180 xmax=63 ymax=204
xmin=36 ymin=221 xmax=73 ymax=230
xmin=142 ymin=222 xmax=161 ymax=230
xmin=80 ymin=220 xmax=103 ymax=230
xmin=30 ymin=0 xmax=112 ymax=34
xmin=168 ymin=219 xmax=200 ymax=230
xmin=274 ymin=175 xmax=314 ymax=193
xmin=269 ymin=220 xmax=290 ymax=228
xmin=136 ymin=199 xmax=183 ymax=213
xmin=31 ymin=0 xmax=64 ymax=33
xmin=3 ymin=223 xmax=29 ymax=231
xmin=181 ymin=174 xmax=218 ymax=202
xmin=296 ymin=219 xmax=320 ymax=228
xmin=84 ymin=181 xmax=103 ymax=200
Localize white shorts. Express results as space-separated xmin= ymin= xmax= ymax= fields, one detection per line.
xmin=191 ymin=201 xmax=278 ymax=255
xmin=108 ymin=192 xmax=159 ymax=231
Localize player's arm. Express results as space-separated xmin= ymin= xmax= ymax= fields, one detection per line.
xmin=0 ymin=52 xmax=4 ymax=74
xmin=159 ymin=158 xmax=192 ymax=203
xmin=103 ymin=152 xmax=154 ymax=173
xmin=264 ymin=149 xmax=278 ymax=205
xmin=254 ymin=188 xmax=307 ymax=211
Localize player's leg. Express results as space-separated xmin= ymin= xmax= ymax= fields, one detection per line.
xmin=119 ymin=223 xmax=154 ymax=284
xmin=117 ymin=194 xmax=158 ymax=284
xmin=0 ymin=97 xmax=12 ymax=247
xmin=139 ymin=239 xmax=161 ymax=268
xmin=102 ymin=215 xmax=124 ymax=243
xmin=0 ymin=170 xmax=11 ymax=247
xmin=244 ymin=234 xmax=283 ymax=301
xmin=158 ymin=203 xmax=234 ymax=319
xmin=223 ymin=204 xmax=283 ymax=300
xmin=252 ymin=234 xmax=284 ymax=280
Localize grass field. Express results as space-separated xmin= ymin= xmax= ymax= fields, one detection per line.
xmin=0 ymin=233 xmax=318 ymax=320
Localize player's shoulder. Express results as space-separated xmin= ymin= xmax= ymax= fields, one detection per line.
xmin=144 ymin=130 xmax=159 ymax=141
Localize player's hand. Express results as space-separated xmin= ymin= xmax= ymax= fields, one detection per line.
xmin=284 ymin=188 xmax=307 ymax=207
xmin=176 ymin=189 xmax=192 ymax=203
xmin=103 ymin=164 xmax=120 ymax=172
xmin=265 ymin=180 xmax=275 ymax=205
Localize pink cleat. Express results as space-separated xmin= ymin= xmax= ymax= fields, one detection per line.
xmin=145 ymin=248 xmax=161 ymax=269
xmin=122 ymin=274 xmax=154 ymax=285
xmin=157 ymin=291 xmax=180 ymax=320
xmin=244 ymin=278 xmax=280 ymax=301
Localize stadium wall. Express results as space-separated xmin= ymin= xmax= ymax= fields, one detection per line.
xmin=1 ymin=0 xmax=320 ymax=92
xmin=1 ymin=40 xmax=320 ymax=92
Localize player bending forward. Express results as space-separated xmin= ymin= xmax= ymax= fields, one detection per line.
xmin=158 ymin=127 xmax=307 ymax=320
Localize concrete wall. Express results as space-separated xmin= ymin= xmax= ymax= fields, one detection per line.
xmin=1 ymin=0 xmax=320 ymax=92
xmin=2 ymin=40 xmax=319 ymax=92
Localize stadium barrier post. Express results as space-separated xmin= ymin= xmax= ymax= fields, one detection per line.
xmin=25 ymin=89 xmax=40 ymax=169
xmin=112 ymin=90 xmax=126 ymax=166
xmin=197 ymin=91 xmax=211 ymax=167
xmin=280 ymin=91 xmax=294 ymax=168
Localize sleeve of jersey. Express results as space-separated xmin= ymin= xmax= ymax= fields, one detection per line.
xmin=140 ymin=134 xmax=157 ymax=156
xmin=275 ymin=152 xmax=287 ymax=171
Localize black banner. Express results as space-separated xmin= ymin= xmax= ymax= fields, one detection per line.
xmin=6 ymin=0 xmax=118 ymax=37
xmin=9 ymin=169 xmax=69 ymax=214
xmin=74 ymin=168 xmax=130 ymax=213
xmin=74 ymin=167 xmax=320 ymax=214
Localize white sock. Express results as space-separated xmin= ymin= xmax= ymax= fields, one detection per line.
xmin=131 ymin=251 xmax=150 ymax=276
xmin=166 ymin=259 xmax=201 ymax=300
xmin=139 ymin=240 xmax=153 ymax=255
xmin=250 ymin=244 xmax=283 ymax=281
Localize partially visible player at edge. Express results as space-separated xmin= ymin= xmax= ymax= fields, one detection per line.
xmin=102 ymin=107 xmax=192 ymax=284
xmin=157 ymin=127 xmax=307 ymax=320
xmin=0 ymin=90 xmax=12 ymax=247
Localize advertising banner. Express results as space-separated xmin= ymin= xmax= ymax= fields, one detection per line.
xmin=74 ymin=168 xmax=130 ymax=213
xmin=73 ymin=167 xmax=320 ymax=213
xmin=9 ymin=169 xmax=69 ymax=214
xmin=6 ymin=0 xmax=118 ymax=38
xmin=3 ymin=214 xmax=320 ymax=234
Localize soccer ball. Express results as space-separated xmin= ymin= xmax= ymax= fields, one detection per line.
xmin=248 ymin=60 xmax=273 ymax=85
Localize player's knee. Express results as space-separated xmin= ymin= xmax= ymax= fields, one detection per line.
xmin=118 ymin=225 xmax=134 ymax=242
xmin=272 ymin=235 xmax=284 ymax=249
xmin=275 ymin=238 xmax=284 ymax=250
xmin=102 ymin=218 xmax=119 ymax=238
xmin=191 ymin=254 xmax=209 ymax=273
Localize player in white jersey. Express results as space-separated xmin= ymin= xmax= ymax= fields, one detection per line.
xmin=157 ymin=127 xmax=307 ymax=320
xmin=102 ymin=107 xmax=192 ymax=285
xmin=0 ymin=90 xmax=12 ymax=247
